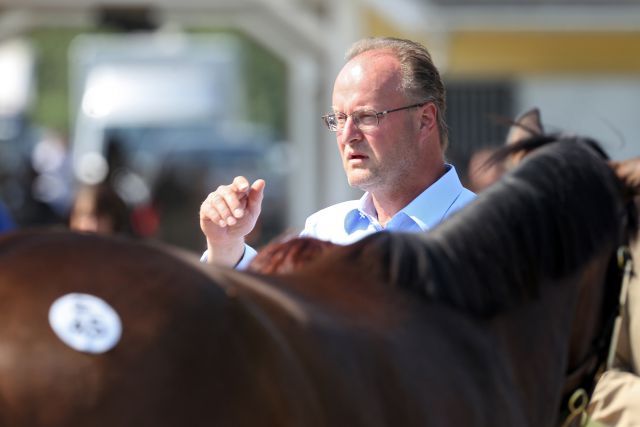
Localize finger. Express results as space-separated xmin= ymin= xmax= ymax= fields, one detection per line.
xmin=247 ymin=179 xmax=266 ymax=215
xmin=250 ymin=179 xmax=266 ymax=197
xmin=222 ymin=177 xmax=251 ymax=219
xmin=232 ymin=176 xmax=251 ymax=196
xmin=209 ymin=189 xmax=236 ymax=227
xmin=200 ymin=196 xmax=224 ymax=227
xmin=219 ymin=185 xmax=247 ymax=222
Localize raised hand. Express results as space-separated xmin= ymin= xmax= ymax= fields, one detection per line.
xmin=199 ymin=176 xmax=265 ymax=265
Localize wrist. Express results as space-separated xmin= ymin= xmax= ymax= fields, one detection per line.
xmin=206 ymin=238 xmax=246 ymax=267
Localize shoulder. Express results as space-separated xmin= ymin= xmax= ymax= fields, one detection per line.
xmin=456 ymin=188 xmax=477 ymax=205
xmin=302 ymin=199 xmax=361 ymax=240
xmin=444 ymin=187 xmax=476 ymax=217
xmin=305 ymin=200 xmax=361 ymax=225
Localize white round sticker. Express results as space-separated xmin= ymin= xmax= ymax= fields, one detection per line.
xmin=49 ymin=293 xmax=122 ymax=354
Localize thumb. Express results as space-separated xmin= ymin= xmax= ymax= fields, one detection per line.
xmin=247 ymin=179 xmax=265 ymax=213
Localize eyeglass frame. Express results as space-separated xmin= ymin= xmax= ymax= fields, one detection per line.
xmin=321 ymin=101 xmax=430 ymax=132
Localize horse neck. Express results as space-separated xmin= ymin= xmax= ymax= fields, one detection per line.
xmin=560 ymin=252 xmax=616 ymax=410
xmin=488 ymin=254 xmax=612 ymax=427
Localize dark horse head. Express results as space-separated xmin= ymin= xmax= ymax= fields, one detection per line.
xmin=0 ymin=135 xmax=635 ymax=427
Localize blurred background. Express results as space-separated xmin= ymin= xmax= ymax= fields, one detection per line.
xmin=0 ymin=0 xmax=639 ymax=252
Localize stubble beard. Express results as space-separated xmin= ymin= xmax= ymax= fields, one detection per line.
xmin=344 ymin=160 xmax=382 ymax=192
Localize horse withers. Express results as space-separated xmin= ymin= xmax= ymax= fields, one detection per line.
xmin=0 ymin=134 xmax=635 ymax=426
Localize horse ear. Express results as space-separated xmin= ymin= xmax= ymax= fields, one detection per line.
xmin=506 ymin=108 xmax=544 ymax=145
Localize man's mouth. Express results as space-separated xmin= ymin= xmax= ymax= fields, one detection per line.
xmin=348 ymin=153 xmax=368 ymax=161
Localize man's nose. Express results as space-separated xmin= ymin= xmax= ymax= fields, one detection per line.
xmin=340 ymin=116 xmax=362 ymax=144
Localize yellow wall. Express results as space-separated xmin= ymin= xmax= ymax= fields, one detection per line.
xmin=448 ymin=32 xmax=640 ymax=77
xmin=364 ymin=8 xmax=640 ymax=77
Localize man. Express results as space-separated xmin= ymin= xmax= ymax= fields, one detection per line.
xmin=199 ymin=37 xmax=475 ymax=268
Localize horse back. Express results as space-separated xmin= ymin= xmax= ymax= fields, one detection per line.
xmin=0 ymin=230 xmax=284 ymax=426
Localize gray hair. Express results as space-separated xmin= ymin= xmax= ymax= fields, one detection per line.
xmin=346 ymin=37 xmax=449 ymax=150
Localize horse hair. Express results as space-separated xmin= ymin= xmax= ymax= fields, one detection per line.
xmin=357 ymin=136 xmax=633 ymax=317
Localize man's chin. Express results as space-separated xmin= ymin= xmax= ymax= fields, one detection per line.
xmin=346 ymin=174 xmax=374 ymax=191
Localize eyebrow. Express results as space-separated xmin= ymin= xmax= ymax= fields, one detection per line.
xmin=330 ymin=106 xmax=377 ymax=113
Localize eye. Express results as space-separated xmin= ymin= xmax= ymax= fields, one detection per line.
xmin=334 ymin=112 xmax=347 ymax=125
xmin=357 ymin=111 xmax=378 ymax=127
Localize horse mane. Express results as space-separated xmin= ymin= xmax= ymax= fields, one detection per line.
xmin=356 ymin=136 xmax=633 ymax=316
xmin=248 ymin=237 xmax=338 ymax=275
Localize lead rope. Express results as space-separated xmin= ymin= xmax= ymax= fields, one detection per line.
xmin=561 ymin=388 xmax=607 ymax=427
xmin=606 ymin=245 xmax=634 ymax=369
xmin=561 ymin=245 xmax=633 ymax=427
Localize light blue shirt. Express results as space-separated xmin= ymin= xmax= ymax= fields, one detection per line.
xmin=203 ymin=164 xmax=475 ymax=269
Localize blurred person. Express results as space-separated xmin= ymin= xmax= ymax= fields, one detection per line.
xmin=69 ymin=183 xmax=131 ymax=235
xmin=504 ymin=107 xmax=545 ymax=169
xmin=103 ymin=135 xmax=159 ymax=238
xmin=466 ymin=107 xmax=545 ymax=193
xmin=466 ymin=147 xmax=505 ymax=192
xmin=18 ymin=135 xmax=68 ymax=227
xmin=0 ymin=199 xmax=15 ymax=233
xmin=200 ymin=37 xmax=476 ymax=268
xmin=30 ymin=129 xmax=74 ymax=218
xmin=611 ymin=157 xmax=640 ymax=201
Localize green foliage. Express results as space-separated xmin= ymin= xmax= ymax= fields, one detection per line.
xmin=28 ymin=28 xmax=86 ymax=134
xmin=240 ymin=34 xmax=288 ymax=139
xmin=188 ymin=28 xmax=288 ymax=139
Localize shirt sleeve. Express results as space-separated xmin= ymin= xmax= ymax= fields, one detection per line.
xmin=200 ymin=244 xmax=258 ymax=270
xmin=299 ymin=209 xmax=323 ymax=238
xmin=235 ymin=245 xmax=258 ymax=269
xmin=299 ymin=221 xmax=313 ymax=238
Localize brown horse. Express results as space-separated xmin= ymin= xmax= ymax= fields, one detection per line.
xmin=0 ymin=135 xmax=635 ymax=426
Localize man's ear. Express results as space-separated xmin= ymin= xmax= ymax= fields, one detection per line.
xmin=420 ymin=102 xmax=438 ymax=131
xmin=506 ymin=108 xmax=544 ymax=145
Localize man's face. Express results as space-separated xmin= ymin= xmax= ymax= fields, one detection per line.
xmin=331 ymin=51 xmax=423 ymax=193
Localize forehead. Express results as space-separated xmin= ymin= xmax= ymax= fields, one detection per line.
xmin=332 ymin=50 xmax=403 ymax=108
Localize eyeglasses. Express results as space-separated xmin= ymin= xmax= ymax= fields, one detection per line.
xmin=321 ymin=102 xmax=428 ymax=132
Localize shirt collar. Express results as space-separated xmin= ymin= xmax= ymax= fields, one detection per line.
xmin=344 ymin=164 xmax=465 ymax=232
xmin=343 ymin=193 xmax=379 ymax=233
xmin=402 ymin=164 xmax=465 ymax=230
